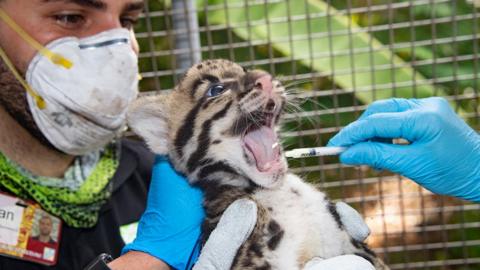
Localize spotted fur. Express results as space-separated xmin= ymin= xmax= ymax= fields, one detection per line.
xmin=128 ymin=59 xmax=389 ymax=269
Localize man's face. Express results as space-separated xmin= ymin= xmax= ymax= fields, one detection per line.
xmin=39 ymin=217 xmax=53 ymax=237
xmin=0 ymin=0 xmax=143 ymax=74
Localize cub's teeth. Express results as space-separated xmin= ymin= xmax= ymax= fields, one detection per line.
xmin=272 ymin=142 xmax=279 ymax=149
xmin=262 ymin=162 xmax=272 ymax=171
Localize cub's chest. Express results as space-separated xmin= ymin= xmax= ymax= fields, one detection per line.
xmin=252 ymin=174 xmax=352 ymax=263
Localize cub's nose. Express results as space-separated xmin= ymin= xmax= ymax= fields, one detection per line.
xmin=255 ymin=75 xmax=273 ymax=94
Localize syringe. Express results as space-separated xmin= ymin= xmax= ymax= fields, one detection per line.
xmin=284 ymin=138 xmax=410 ymax=158
xmin=284 ymin=147 xmax=346 ymax=158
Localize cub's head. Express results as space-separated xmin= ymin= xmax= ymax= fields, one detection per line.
xmin=128 ymin=59 xmax=287 ymax=189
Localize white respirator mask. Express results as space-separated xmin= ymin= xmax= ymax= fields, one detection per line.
xmin=26 ymin=29 xmax=139 ymax=155
xmin=0 ymin=9 xmax=139 ymax=155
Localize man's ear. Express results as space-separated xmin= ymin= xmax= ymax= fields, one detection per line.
xmin=127 ymin=94 xmax=170 ymax=155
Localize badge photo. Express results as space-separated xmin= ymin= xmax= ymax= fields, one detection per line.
xmin=0 ymin=192 xmax=62 ymax=266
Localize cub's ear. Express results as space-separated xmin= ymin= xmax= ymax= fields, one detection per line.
xmin=127 ymin=94 xmax=170 ymax=155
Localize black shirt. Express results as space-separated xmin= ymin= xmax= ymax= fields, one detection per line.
xmin=0 ymin=139 xmax=154 ymax=270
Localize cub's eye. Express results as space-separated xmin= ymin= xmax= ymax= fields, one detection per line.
xmin=207 ymin=84 xmax=226 ymax=97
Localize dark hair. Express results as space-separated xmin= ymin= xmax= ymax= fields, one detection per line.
xmin=40 ymin=214 xmax=53 ymax=223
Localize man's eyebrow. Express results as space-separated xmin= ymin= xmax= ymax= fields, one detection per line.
xmin=42 ymin=0 xmax=144 ymax=13
xmin=124 ymin=1 xmax=145 ymax=13
xmin=42 ymin=0 xmax=107 ymax=11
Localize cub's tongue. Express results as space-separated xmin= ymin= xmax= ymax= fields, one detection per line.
xmin=243 ymin=126 xmax=280 ymax=172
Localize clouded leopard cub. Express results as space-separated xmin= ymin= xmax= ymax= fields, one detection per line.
xmin=128 ymin=59 xmax=389 ymax=270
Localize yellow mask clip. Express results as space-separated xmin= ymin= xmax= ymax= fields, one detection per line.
xmin=0 ymin=9 xmax=73 ymax=69
xmin=0 ymin=46 xmax=46 ymax=109
xmin=0 ymin=8 xmax=75 ymax=109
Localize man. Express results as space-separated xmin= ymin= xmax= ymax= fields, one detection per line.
xmin=25 ymin=214 xmax=59 ymax=265
xmin=0 ymin=1 xmax=382 ymax=270
xmin=0 ymin=0 xmax=161 ymax=269
xmin=32 ymin=215 xmax=56 ymax=244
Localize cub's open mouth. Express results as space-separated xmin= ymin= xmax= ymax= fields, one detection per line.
xmin=242 ymin=112 xmax=283 ymax=173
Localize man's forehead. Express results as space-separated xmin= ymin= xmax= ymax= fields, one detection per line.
xmin=41 ymin=0 xmax=144 ymax=11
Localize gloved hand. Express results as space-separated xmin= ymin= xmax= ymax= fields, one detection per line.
xmin=123 ymin=157 xmax=372 ymax=269
xmin=328 ymin=97 xmax=480 ymax=202
xmin=335 ymin=202 xmax=370 ymax=242
xmin=302 ymin=203 xmax=374 ymax=270
xmin=122 ymin=156 xmax=205 ymax=270
xmin=193 ymin=199 xmax=257 ymax=270
xmin=121 ymin=157 xmax=257 ymax=270
xmin=195 ymin=200 xmax=370 ymax=270
xmin=304 ymin=255 xmax=375 ymax=270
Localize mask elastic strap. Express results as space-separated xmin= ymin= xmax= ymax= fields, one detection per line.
xmin=0 ymin=46 xmax=46 ymax=109
xmin=0 ymin=9 xmax=72 ymax=69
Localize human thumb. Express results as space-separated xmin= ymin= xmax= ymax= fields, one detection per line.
xmin=193 ymin=199 xmax=257 ymax=270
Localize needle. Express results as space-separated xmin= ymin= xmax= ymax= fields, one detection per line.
xmin=284 ymin=147 xmax=346 ymax=158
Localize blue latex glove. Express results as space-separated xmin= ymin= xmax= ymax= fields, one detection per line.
xmin=328 ymin=97 xmax=480 ymax=202
xmin=122 ymin=156 xmax=205 ymax=270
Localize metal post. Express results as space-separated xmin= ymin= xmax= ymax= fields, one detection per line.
xmin=172 ymin=0 xmax=202 ymax=73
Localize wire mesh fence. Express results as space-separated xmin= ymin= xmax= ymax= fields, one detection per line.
xmin=136 ymin=0 xmax=480 ymax=269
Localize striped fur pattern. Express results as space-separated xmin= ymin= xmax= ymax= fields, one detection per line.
xmin=128 ymin=59 xmax=389 ymax=269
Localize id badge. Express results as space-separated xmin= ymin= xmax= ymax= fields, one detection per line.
xmin=0 ymin=192 xmax=62 ymax=265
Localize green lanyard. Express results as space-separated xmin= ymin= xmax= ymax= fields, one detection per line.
xmin=0 ymin=145 xmax=118 ymax=228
